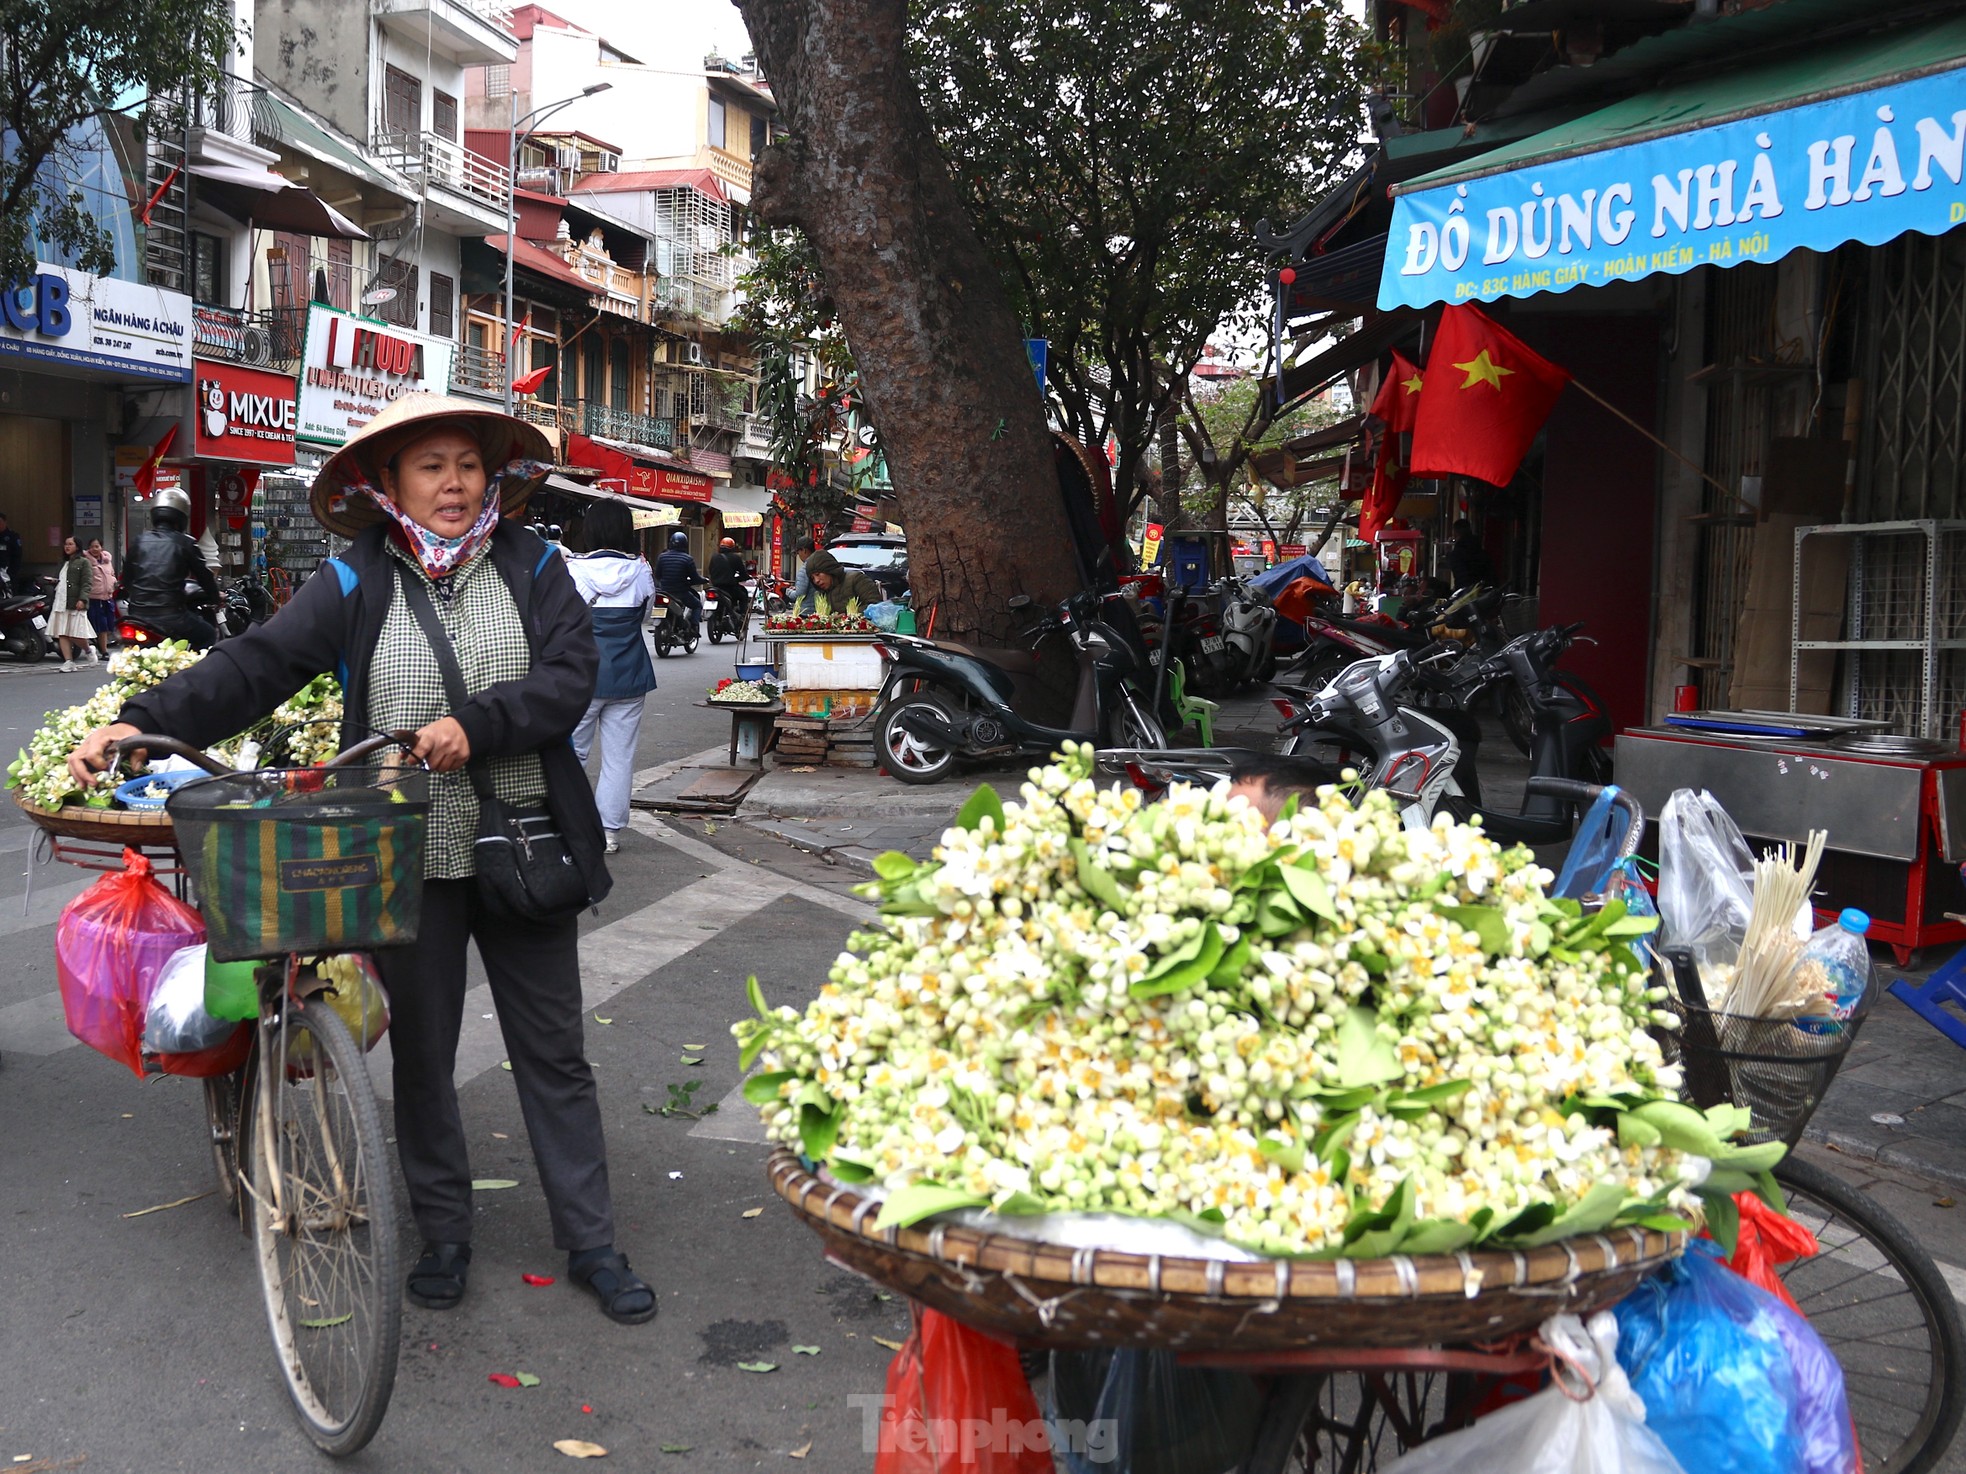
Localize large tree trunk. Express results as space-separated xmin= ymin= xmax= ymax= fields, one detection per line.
xmin=735 ymin=0 xmax=1082 ymax=647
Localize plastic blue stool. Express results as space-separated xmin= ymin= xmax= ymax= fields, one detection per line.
xmin=1889 ymin=931 xmax=1966 ymax=1050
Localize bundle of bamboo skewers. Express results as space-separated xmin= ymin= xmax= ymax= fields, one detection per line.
xmin=1705 ymin=830 xmax=1832 ymax=1019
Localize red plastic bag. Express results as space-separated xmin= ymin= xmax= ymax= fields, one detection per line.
xmin=55 ymin=850 xmax=205 ymax=1077
xmin=1725 ymin=1190 xmax=1820 ymax=1316
xmin=874 ymin=1307 xmax=1052 ymax=1474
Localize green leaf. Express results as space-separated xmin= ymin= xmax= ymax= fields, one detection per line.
xmin=472 ymin=1179 xmax=519 ymax=1190
xmin=1629 ymin=1212 xmax=1696 ymax=1233
xmin=1701 ymin=1167 xmax=1760 ymax=1195
xmin=1703 ymin=1190 xmax=1741 ymax=1258
xmin=1617 ymin=1113 xmax=1662 ymax=1149
xmin=1398 ymin=1218 xmax=1477 ymax=1255
xmin=1753 ymin=1169 xmax=1787 ymax=1215
xmin=993 ymin=1190 xmax=1048 ymax=1215
xmin=1256 ymin=892 xmax=1303 ymax=937
xmin=515 ymin=1371 xmax=541 ymax=1388
xmin=792 ymin=1345 xmax=822 ymax=1356
xmin=872 ymin=1184 xmax=989 ymax=1232
xmin=799 ymin=1105 xmax=840 ymax=1163
xmin=743 ymin=1071 xmax=797 ymax=1105
xmin=1332 ymin=1006 xmax=1402 ymax=1089
xmin=1438 ymin=904 xmax=1512 ymax=955
xmin=1396 ymin=1079 xmax=1474 ymax=1107
xmin=1207 ymin=934 xmax=1252 ymax=988
xmin=1505 ymin=1183 xmax=1628 ymax=1248
xmin=828 ymin=1157 xmax=876 ymax=1184
xmin=871 ymin=850 xmax=918 ymax=882
xmin=1352 ymin=949 xmax=1390 ymax=976
xmin=299 ymin=1312 xmax=354 ymax=1329
xmin=1138 ymin=922 xmax=1211 ymax=981
xmin=1258 ymin=1135 xmax=1306 ymax=1174
xmin=661 ymin=1444 xmax=694 ymax=1454
xmin=1710 ymin=1140 xmax=1786 ymax=1173
xmin=736 ymin=1361 xmax=778 ymax=1374
xmin=1069 ymin=838 xmax=1125 ymax=912
xmin=1279 ymin=863 xmax=1338 ymax=922
xmin=954 ymin=783 xmax=1004 ymax=833
xmin=681 ymin=1054 xmax=704 ymax=1066
xmin=746 ymin=975 xmax=771 ymax=1019
xmin=1602 ymin=915 xmax=1661 ymax=938
xmin=1130 ymin=923 xmax=1225 ymax=999
xmin=1342 ymin=1178 xmax=1415 ymax=1258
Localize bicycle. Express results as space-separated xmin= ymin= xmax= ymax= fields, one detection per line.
xmin=123 ymin=731 xmax=426 ymax=1457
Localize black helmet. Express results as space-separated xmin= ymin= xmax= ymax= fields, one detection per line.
xmin=669 ymin=530 xmax=689 ymax=550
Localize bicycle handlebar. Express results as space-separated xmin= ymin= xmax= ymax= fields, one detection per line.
xmin=114 ymin=729 xmax=425 ymax=776
xmin=1524 ymin=777 xmax=1644 ymax=857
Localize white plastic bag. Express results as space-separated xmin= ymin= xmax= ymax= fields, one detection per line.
xmin=142 ymin=944 xmax=237 ymax=1055
xmin=1656 ymin=789 xmax=1809 ymax=988
xmin=1376 ymin=1313 xmax=1687 ymax=1474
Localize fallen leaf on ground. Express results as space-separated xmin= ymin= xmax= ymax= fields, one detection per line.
xmin=792 ymin=1346 xmax=821 ymax=1356
xmin=736 ymin=1361 xmax=777 ymax=1373
xmin=594 ymin=1016 xmax=613 ymax=1026
xmin=500 ymin=1061 xmax=513 ymax=1071
xmin=789 ymin=1442 xmax=812 ymax=1459
xmin=741 ymin=1208 xmax=764 ymax=1219
xmin=121 ymin=1112 xmax=133 ymax=1119
xmin=554 ymin=1440 xmax=608 ymax=1458
xmin=681 ymin=1055 xmax=703 ymax=1066
xmin=872 ymin=1337 xmax=905 ymax=1351
xmin=516 ymin=1372 xmax=541 ymax=1388
xmin=523 ymin=1273 xmax=556 ymax=1287
xmin=488 ymin=1374 xmax=522 ymax=1388
xmin=473 ymin=1179 xmax=520 ymax=1190
xmin=122 ymin=1191 xmax=214 ymax=1219
xmin=492 ymin=1131 xmax=510 ymax=1139
xmin=299 ymin=1312 xmax=353 ymax=1329
xmin=660 ymin=1444 xmax=692 ymax=1454
xmin=1938 ymin=1197 xmax=1956 ymax=1208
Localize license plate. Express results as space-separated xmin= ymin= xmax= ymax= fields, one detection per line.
xmin=1200 ymin=635 xmax=1224 ymax=653
xmin=30 ymin=616 xmax=45 ymax=630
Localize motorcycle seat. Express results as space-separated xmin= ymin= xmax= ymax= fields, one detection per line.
xmin=1322 ymin=612 xmax=1428 ymax=646
xmin=940 ymin=640 xmax=1041 ymax=676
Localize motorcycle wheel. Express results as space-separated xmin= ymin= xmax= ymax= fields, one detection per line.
xmin=685 ymin=630 xmax=701 ymax=654
xmin=876 ymin=694 xmax=961 ymax=785
xmin=1109 ymin=691 xmax=1167 ymax=751
xmin=653 ymin=628 xmax=675 ymax=658
xmin=15 ymin=630 xmax=47 ymax=664
xmin=1498 ymin=685 xmax=1534 ymax=755
xmin=709 ymin=624 xmax=725 ymax=644
xmin=1295 ymin=651 xmax=1350 ymax=694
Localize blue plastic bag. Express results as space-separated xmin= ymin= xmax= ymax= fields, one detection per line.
xmin=865 ymin=601 xmax=904 ymax=632
xmin=1615 ymin=1240 xmax=1854 ymax=1474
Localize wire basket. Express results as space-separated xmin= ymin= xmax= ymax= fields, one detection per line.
xmin=1658 ymin=949 xmax=1877 ymax=1149
xmin=167 ymin=763 xmax=429 ymax=962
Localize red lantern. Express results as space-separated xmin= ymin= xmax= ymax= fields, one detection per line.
xmin=1278 ymin=266 xmax=1297 ymax=285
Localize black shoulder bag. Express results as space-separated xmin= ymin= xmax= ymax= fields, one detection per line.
xmin=395 ymin=567 xmax=590 ymax=923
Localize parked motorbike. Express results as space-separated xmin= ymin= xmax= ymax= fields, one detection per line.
xmin=1218 ymin=574 xmax=1278 ymax=688
xmin=649 ymin=589 xmax=701 ymax=658
xmin=0 ymin=570 xmax=50 ymax=663
xmin=871 ymin=590 xmax=1166 ymax=785
xmin=217 ymin=576 xmax=274 ymax=641
xmin=1269 ymin=623 xmax=1611 ymax=842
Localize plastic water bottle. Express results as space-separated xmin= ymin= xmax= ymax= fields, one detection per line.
xmin=1801 ymin=908 xmax=1873 ymax=1021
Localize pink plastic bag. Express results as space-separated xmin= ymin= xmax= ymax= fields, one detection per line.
xmin=56 ymin=850 xmax=205 ymax=1076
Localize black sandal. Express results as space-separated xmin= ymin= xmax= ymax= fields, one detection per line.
xmin=406 ymin=1241 xmax=472 ymax=1310
xmin=569 ymin=1248 xmax=657 ymax=1325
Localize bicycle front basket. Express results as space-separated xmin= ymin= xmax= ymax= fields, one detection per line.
xmin=167 ymin=764 xmax=429 ymax=962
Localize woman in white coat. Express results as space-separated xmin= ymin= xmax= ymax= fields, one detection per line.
xmin=566 ymin=501 xmax=658 ymax=851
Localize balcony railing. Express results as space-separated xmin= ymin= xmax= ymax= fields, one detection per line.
xmin=652 ymin=277 xmax=730 ymax=325
xmin=451 ymin=342 xmax=507 ymax=397
xmin=194 ymin=303 xmax=305 ymax=371
xmin=371 ymin=129 xmax=511 ymax=213
xmin=739 ymin=414 xmax=774 ymax=452
xmin=191 ymin=75 xmax=280 ymax=151
xmin=584 ymin=403 xmax=676 ymax=448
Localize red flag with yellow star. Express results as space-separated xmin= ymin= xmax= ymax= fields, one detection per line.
xmin=1360 ymin=351 xmax=1425 ymax=540
xmin=1410 ymin=305 xmax=1569 ymax=486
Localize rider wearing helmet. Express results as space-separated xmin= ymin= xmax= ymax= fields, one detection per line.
xmin=705 ymin=535 xmax=751 ymax=630
xmin=121 ymin=487 xmax=220 ymax=648
xmin=652 ymin=529 xmax=705 ymax=633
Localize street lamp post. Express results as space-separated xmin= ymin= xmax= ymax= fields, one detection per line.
xmin=503 ymin=81 xmax=612 ymax=415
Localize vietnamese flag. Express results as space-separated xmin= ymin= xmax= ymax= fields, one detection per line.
xmin=1360 ymin=351 xmax=1424 ymax=541
xmin=512 ymin=364 xmax=552 ymax=396
xmin=1409 ymin=304 xmax=1569 ymax=486
xmin=133 ymin=424 xmax=177 ymax=497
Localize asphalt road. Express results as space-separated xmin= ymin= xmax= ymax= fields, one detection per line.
xmin=0 ymin=637 xmax=1963 ymax=1473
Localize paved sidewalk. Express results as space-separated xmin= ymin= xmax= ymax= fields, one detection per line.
xmin=1808 ymin=969 xmax=1966 ymax=1186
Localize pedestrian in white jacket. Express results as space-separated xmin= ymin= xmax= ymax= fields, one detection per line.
xmin=566 ymin=502 xmax=658 ymax=850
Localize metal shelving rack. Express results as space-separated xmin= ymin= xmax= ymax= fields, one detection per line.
xmin=1791 ymin=519 xmax=1966 ymax=739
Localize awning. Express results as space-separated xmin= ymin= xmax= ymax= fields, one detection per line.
xmin=486 ymin=235 xmax=592 ymax=294
xmin=710 ymin=484 xmax=774 ymax=523
xmin=189 ymin=162 xmax=370 ymax=239
xmin=542 ymin=472 xmax=678 ymax=523
xmin=257 ymin=93 xmax=416 ymax=201
xmin=1380 ymin=14 xmax=1966 ymax=311
xmin=1275 ymin=311 xmax=1420 ymax=407
xmin=565 ymin=430 xmax=714 ymax=504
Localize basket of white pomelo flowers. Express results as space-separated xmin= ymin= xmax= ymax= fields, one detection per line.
xmin=743 ymin=746 xmax=1782 ymax=1351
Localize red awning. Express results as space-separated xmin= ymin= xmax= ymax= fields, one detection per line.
xmin=565 ymin=432 xmax=714 ymax=504
xmin=486 ymin=234 xmax=593 ymax=294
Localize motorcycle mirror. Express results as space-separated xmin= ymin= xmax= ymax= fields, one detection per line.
xmin=1007 ymin=595 xmax=1033 ymax=611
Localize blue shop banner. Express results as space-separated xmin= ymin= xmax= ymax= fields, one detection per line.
xmin=1380 ymin=63 xmax=1966 ymax=311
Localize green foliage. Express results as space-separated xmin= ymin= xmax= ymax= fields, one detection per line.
xmin=912 ymin=0 xmax=1363 ymax=495
xmin=0 ymin=0 xmax=238 ymax=283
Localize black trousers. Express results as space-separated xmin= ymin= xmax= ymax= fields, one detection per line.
xmin=377 ymin=878 xmax=614 ymax=1252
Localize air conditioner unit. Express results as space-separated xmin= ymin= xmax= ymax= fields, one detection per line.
xmin=683 ymin=341 xmax=703 ymax=365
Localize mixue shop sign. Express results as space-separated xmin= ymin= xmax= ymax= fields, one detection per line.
xmin=191 ymin=359 xmax=298 ymax=467
xmin=296 ymin=304 xmax=456 ymax=446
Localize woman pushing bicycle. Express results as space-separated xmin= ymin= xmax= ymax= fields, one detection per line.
xmin=68 ymin=393 xmax=658 ymax=1327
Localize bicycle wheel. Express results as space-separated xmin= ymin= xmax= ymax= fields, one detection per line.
xmin=202 ymin=1071 xmax=243 ymax=1213
xmin=248 ymin=999 xmax=401 ymax=1456
xmin=1773 ymin=1156 xmax=1964 ymax=1474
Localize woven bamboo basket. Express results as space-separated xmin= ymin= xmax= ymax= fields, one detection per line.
xmin=14 ymin=788 xmax=178 ymax=847
xmin=769 ymin=1150 xmax=1685 ymax=1352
